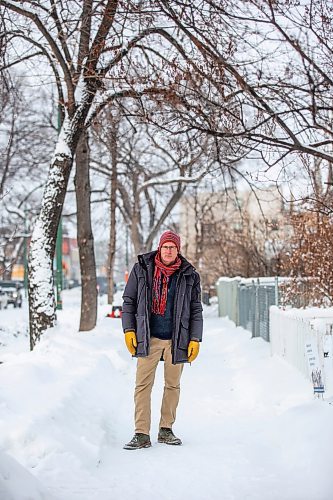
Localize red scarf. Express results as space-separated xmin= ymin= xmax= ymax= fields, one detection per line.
xmin=152 ymin=253 xmax=182 ymax=315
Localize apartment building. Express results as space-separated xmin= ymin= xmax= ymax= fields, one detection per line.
xmin=179 ymin=185 xmax=291 ymax=286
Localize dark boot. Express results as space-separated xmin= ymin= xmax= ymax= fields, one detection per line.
xmin=158 ymin=427 xmax=182 ymax=445
xmin=123 ymin=433 xmax=152 ymax=450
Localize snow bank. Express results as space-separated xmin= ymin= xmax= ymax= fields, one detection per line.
xmin=0 ymin=449 xmax=57 ymax=500
xmin=280 ymin=305 xmax=333 ymax=334
xmin=0 ymin=291 xmax=332 ymax=499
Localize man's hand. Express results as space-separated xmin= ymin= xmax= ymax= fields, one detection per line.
xmin=124 ymin=331 xmax=137 ymax=356
xmin=188 ymin=340 xmax=200 ymax=363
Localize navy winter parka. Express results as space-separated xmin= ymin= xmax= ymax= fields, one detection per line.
xmin=122 ymin=251 xmax=203 ymax=364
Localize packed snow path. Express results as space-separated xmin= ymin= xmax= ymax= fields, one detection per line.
xmin=0 ymin=290 xmax=332 ymax=500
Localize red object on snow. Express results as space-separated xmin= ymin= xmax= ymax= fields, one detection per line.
xmin=106 ymin=306 xmax=122 ymax=318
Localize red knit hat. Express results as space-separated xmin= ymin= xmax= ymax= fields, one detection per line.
xmin=158 ymin=230 xmax=181 ymax=252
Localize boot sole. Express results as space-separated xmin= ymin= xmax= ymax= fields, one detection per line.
xmin=157 ymin=438 xmax=182 ymax=446
xmin=123 ymin=443 xmax=152 ymax=450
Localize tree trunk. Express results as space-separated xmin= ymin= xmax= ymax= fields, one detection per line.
xmin=75 ymin=130 xmax=97 ymax=331
xmin=28 ymin=155 xmax=73 ymax=349
xmin=107 ymin=122 xmax=117 ymax=305
xmin=144 ymin=184 xmax=186 ymax=251
xmin=131 ymin=211 xmax=143 ymax=256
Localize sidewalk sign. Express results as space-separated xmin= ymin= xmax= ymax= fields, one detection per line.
xmin=305 ymin=340 xmax=325 ymax=396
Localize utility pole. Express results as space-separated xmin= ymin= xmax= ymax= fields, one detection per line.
xmin=23 ymin=208 xmax=28 ymax=298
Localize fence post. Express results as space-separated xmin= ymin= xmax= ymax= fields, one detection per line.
xmin=252 ymin=279 xmax=259 ymax=338
xmin=275 ymin=276 xmax=279 ymax=306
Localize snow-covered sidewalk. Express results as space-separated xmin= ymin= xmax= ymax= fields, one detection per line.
xmin=0 ymin=290 xmax=332 ymax=500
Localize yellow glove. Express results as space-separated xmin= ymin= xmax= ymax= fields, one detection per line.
xmin=125 ymin=331 xmax=137 ymax=356
xmin=188 ymin=340 xmax=200 ymax=363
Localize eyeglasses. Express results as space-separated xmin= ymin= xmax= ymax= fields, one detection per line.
xmin=161 ymin=245 xmax=178 ymax=251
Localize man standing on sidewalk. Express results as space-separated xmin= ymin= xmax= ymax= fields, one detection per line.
xmin=122 ymin=230 xmax=203 ymax=449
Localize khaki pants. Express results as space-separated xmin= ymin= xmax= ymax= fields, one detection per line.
xmin=134 ymin=337 xmax=184 ymax=435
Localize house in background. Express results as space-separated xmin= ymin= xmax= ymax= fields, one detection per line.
xmin=179 ymin=184 xmax=292 ymax=289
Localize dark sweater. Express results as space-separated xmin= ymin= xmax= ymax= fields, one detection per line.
xmin=150 ymin=271 xmax=178 ymax=340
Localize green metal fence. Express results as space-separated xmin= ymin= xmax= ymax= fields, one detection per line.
xmin=216 ymin=277 xmax=280 ymax=342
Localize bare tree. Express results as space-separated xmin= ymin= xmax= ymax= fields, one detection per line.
xmin=0 ymin=0 xmax=203 ymax=347
xmin=107 ymin=116 xmax=118 ymax=305
xmin=154 ymin=0 xmax=333 ymax=171
xmin=180 ymin=180 xmax=288 ymax=286
xmin=92 ymin=110 xmax=213 ymax=258
xmin=74 ymin=130 xmax=97 ymax=331
xmin=281 ymin=210 xmax=333 ymax=307
xmin=3 ymin=0 xmax=331 ymax=347
xmin=0 ymin=77 xmax=54 ymax=278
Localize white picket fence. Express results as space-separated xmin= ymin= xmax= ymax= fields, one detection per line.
xmin=270 ymin=306 xmax=333 ymax=394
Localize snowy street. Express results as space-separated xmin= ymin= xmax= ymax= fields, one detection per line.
xmin=1 ymin=289 xmax=333 ymax=500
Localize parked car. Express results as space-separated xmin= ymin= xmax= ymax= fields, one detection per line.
xmin=96 ymin=276 xmax=108 ymax=296
xmin=96 ymin=277 xmax=117 ymax=296
xmin=0 ymin=281 xmax=23 ymax=308
xmin=115 ymin=281 xmax=126 ymax=292
xmin=0 ymin=288 xmax=8 ymax=310
xmin=63 ymin=278 xmax=80 ymax=289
